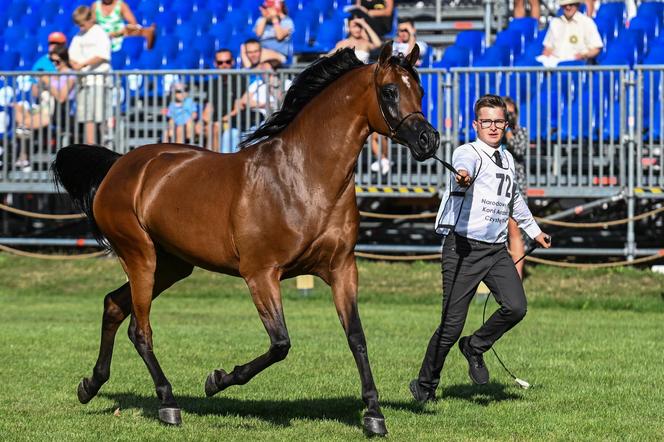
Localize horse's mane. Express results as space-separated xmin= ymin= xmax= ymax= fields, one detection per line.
xmin=239 ymin=48 xmax=365 ymax=148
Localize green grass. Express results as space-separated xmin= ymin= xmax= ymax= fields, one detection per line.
xmin=1 ymin=255 xmax=663 ymax=441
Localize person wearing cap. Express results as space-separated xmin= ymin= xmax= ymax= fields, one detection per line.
xmin=91 ymin=0 xmax=156 ymax=52
xmin=536 ymin=0 xmax=603 ymax=67
xmin=252 ymin=0 xmax=294 ymax=64
xmin=31 ymin=32 xmax=68 ymax=72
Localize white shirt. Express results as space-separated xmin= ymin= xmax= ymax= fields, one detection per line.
xmin=542 ymin=12 xmax=603 ymax=62
xmin=69 ymin=24 xmax=111 ymax=86
xmin=434 ymin=139 xmax=542 ymax=244
xmin=247 ymin=77 xmax=292 ymax=115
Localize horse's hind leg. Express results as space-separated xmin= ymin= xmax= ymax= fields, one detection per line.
xmin=124 ymin=249 xmax=194 ymax=425
xmin=77 ymin=250 xmax=193 ymax=410
xmin=205 ymin=267 xmax=290 ymax=396
xmin=77 ymin=282 xmax=132 ymax=404
xmin=330 ymin=257 xmax=387 ymax=437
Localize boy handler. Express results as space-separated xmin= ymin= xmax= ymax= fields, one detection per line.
xmin=410 ymin=95 xmax=551 ymax=403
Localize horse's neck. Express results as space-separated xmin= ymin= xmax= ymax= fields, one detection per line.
xmin=281 ymin=68 xmax=373 ymax=187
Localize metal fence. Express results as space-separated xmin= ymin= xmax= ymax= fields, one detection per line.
xmin=0 ymin=66 xmax=662 ymax=199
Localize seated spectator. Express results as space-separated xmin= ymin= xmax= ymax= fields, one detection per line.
xmin=200 ymin=49 xmax=246 ymax=153
xmin=14 ymin=45 xmax=76 ymax=171
xmin=91 ymin=0 xmax=156 ymax=52
xmin=536 ymin=0 xmax=602 ymax=67
xmin=252 ymin=0 xmax=294 ymax=64
xmin=329 ymin=17 xmax=381 ymax=63
xmin=241 ymin=38 xmax=264 ymax=69
xmin=69 ymin=5 xmax=113 ymax=145
xmin=392 ymin=19 xmax=428 ymax=66
xmin=223 ymin=60 xmax=291 ymax=137
xmin=32 ymin=32 xmax=68 ymax=72
xmin=165 ymin=82 xmax=198 ymax=144
xmin=348 ymin=0 xmax=394 ymax=37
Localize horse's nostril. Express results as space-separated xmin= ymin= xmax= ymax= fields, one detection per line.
xmin=419 ymin=132 xmax=429 ymax=146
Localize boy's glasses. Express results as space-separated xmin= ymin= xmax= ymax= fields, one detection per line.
xmin=477 ymin=119 xmax=507 ymax=129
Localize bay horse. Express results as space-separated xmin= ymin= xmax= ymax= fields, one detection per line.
xmin=52 ymin=43 xmax=438 ymax=436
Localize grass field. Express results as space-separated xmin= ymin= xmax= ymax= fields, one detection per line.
xmin=1 ymin=255 xmax=663 ymax=441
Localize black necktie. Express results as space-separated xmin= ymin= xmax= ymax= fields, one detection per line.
xmin=493 ymin=150 xmax=503 ymax=168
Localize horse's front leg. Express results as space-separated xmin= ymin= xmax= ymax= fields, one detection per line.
xmin=330 ymin=256 xmax=387 ymax=437
xmin=205 ymin=267 xmax=290 ymax=395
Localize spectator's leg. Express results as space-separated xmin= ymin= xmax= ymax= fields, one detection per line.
xmin=260 ymin=48 xmax=286 ymax=64
xmin=514 ymin=0 xmax=526 ymax=18
xmin=85 ymin=122 xmax=96 ymax=145
xmin=507 ymin=218 xmax=525 ymax=279
xmin=212 ymin=122 xmax=221 ymax=152
xmin=529 ymin=0 xmax=541 ymax=20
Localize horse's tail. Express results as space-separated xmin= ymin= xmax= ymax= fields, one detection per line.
xmin=51 ymin=144 xmax=121 ymax=247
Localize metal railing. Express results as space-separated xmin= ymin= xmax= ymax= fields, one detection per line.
xmin=0 ymin=66 xmax=662 ymax=199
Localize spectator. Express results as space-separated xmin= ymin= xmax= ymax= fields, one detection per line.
xmin=32 ymin=32 xmax=68 ymax=72
xmin=348 ymin=0 xmax=395 ymax=37
xmin=223 ymin=60 xmax=291 ymax=135
xmin=252 ymin=0 xmax=294 ymax=64
xmin=241 ymin=38 xmax=264 ymax=69
xmin=91 ymin=0 xmax=156 ymax=52
xmin=392 ymin=19 xmax=429 ymax=66
xmin=200 ymin=49 xmax=246 ymax=153
xmin=165 ymin=82 xmax=198 ymax=144
xmin=69 ymin=5 xmax=112 ymax=145
xmin=503 ymin=96 xmax=529 ymax=279
xmin=14 ymin=45 xmax=76 ymax=171
xmin=329 ymin=17 xmax=381 ymax=63
xmin=537 ymin=0 xmax=603 ymax=67
xmin=514 ymin=0 xmax=594 ymax=20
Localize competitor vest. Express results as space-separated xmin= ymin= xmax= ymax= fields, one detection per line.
xmin=435 ymin=143 xmax=516 ymax=244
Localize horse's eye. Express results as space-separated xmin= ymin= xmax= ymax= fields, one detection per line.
xmin=382 ymin=86 xmax=398 ymax=101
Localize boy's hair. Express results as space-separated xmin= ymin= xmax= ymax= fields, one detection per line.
xmin=474 ymin=94 xmax=507 ymax=120
xmin=73 ymin=6 xmax=92 ymax=25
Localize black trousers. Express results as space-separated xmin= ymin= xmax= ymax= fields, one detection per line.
xmin=417 ymin=234 xmax=527 ymax=392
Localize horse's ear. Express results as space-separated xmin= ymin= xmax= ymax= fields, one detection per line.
xmin=405 ymin=44 xmax=420 ymax=67
xmin=378 ymin=41 xmax=393 ymax=66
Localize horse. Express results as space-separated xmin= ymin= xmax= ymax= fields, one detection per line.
xmin=52 ymin=43 xmax=439 ymax=437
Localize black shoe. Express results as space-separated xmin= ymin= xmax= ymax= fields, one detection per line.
xmin=458 ymin=337 xmax=489 ymax=385
xmin=409 ymin=379 xmax=436 ymax=404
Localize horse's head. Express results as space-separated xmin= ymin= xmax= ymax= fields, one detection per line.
xmin=370 ymin=42 xmax=439 ymax=161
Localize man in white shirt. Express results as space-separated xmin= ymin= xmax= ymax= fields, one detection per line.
xmin=537 ymin=0 xmax=603 ymax=67
xmin=69 ymin=5 xmax=112 ymax=144
xmin=409 ymin=95 xmax=551 ymax=404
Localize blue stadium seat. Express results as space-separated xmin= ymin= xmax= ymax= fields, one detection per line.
xmin=637 ymin=2 xmax=664 ymax=26
xmin=595 ymin=2 xmax=626 ymax=30
xmin=434 ymin=45 xmax=471 ymax=69
xmin=474 ymin=44 xmax=510 ymax=66
xmin=310 ymin=18 xmax=344 ymax=53
xmin=629 ymin=15 xmax=659 ymax=42
xmin=420 ymin=72 xmax=439 ymax=128
xmin=0 ymin=52 xmax=20 ymax=71
xmin=454 ymin=30 xmax=485 ymax=60
xmin=595 ymin=15 xmax=619 ymax=47
xmin=494 ymin=29 xmax=524 ymax=62
xmin=508 ymin=17 xmax=538 ymax=41
xmin=122 ymin=37 xmax=145 ymax=60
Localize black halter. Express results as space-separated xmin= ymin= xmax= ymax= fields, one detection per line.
xmin=373 ymin=64 xmax=425 ymax=142
xmin=373 ymin=64 xmax=459 ymax=176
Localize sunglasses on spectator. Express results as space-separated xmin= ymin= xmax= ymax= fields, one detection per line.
xmin=215 ymin=58 xmax=233 ymax=65
xmin=174 ymin=89 xmax=185 ymax=93
xmin=49 ymin=57 xmax=62 ymax=65
xmin=398 ymin=28 xmax=409 ymax=32
xmin=476 ymin=119 xmax=508 ymax=129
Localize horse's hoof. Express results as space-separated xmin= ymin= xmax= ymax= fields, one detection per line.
xmin=158 ymin=407 xmax=182 ymax=426
xmin=77 ymin=378 xmax=95 ymax=404
xmin=205 ymin=369 xmax=228 ymax=397
xmin=363 ymin=416 xmax=388 ymax=437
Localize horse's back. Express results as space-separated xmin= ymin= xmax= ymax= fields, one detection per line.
xmin=94 ymin=143 xmax=245 ymax=272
